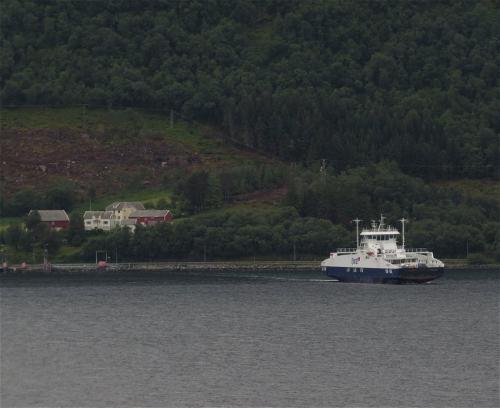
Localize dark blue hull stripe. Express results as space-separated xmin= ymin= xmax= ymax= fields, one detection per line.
xmin=324 ymin=266 xmax=444 ymax=284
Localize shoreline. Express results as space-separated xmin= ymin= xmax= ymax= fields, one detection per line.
xmin=1 ymin=261 xmax=499 ymax=277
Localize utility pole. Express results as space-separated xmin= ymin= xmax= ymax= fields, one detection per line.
xmin=1 ymin=246 xmax=6 ymax=272
xmin=43 ymin=245 xmax=48 ymax=272
xmin=320 ymin=159 xmax=327 ymax=172
xmin=82 ymin=104 xmax=87 ymax=130
xmin=320 ymin=159 xmax=327 ymax=183
xmin=352 ymin=219 xmax=361 ymax=249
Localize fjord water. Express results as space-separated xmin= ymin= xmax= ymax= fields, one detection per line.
xmin=1 ymin=270 xmax=498 ymax=407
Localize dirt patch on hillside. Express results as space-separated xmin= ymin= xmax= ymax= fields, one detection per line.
xmin=1 ymin=128 xmax=201 ymax=194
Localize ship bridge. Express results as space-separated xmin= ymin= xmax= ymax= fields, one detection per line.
xmin=360 ymin=216 xmax=399 ymax=239
xmin=359 ymin=216 xmax=401 ymax=252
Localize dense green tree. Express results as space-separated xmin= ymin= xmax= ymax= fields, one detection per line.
xmin=181 ymin=170 xmax=210 ymax=212
xmin=24 ymin=210 xmax=41 ymax=231
xmin=1 ymin=0 xmax=497 ymax=179
xmin=3 ymin=189 xmax=43 ymax=216
xmin=44 ymin=184 xmax=77 ymax=211
xmin=4 ymin=223 xmax=23 ymax=250
xmin=156 ymin=198 xmax=168 ymax=209
xmin=67 ymin=212 xmax=85 ymax=246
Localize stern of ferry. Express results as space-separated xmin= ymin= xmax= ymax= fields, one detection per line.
xmin=396 ymin=266 xmax=444 ymax=284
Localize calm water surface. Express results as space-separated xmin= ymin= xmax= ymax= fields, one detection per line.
xmin=1 ymin=269 xmax=499 ymax=407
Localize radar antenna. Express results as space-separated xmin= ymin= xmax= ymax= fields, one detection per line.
xmin=351 ymin=218 xmax=362 ymax=249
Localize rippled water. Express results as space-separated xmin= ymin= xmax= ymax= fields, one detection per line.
xmin=1 ymin=269 xmax=498 ymax=407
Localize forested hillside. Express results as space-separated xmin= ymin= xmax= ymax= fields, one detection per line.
xmin=1 ymin=0 xmax=499 ymax=179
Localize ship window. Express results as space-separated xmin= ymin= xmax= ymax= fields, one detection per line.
xmin=353 ymin=268 xmax=357 ymax=272
xmin=347 ymin=268 xmax=350 ymax=272
xmin=360 ymin=268 xmax=363 ymax=272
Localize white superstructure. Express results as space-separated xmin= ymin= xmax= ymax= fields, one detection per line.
xmin=321 ymin=215 xmax=444 ymax=283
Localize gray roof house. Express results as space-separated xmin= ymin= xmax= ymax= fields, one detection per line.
xmin=28 ymin=210 xmax=70 ymax=230
xmin=105 ymin=202 xmax=145 ymax=211
xmin=83 ymin=211 xmax=113 ymax=220
xmin=31 ymin=210 xmax=70 ymax=222
xmin=129 ymin=209 xmax=171 ymax=218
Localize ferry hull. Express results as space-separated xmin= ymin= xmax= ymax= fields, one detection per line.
xmin=325 ymin=266 xmax=444 ymax=284
xmin=397 ymin=267 xmax=444 ymax=284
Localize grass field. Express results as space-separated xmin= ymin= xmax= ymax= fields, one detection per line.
xmin=0 ymin=217 xmax=21 ymax=231
xmin=73 ymin=188 xmax=173 ymax=213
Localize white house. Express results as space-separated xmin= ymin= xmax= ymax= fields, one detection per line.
xmin=83 ymin=211 xmax=114 ymax=231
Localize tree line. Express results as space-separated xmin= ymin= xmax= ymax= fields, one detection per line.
xmin=1 ymin=0 xmax=498 ymax=179
xmin=285 ymin=162 xmax=500 ymax=259
xmin=2 ymin=162 xmax=499 ymax=262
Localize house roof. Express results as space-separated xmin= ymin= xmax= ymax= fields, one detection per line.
xmin=30 ymin=210 xmax=69 ymax=222
xmin=83 ymin=211 xmax=113 ymax=220
xmin=129 ymin=209 xmax=171 ymax=218
xmin=105 ymin=201 xmax=145 ymax=211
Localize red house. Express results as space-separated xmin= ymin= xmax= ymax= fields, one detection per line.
xmin=128 ymin=209 xmax=173 ymax=226
xmin=29 ymin=210 xmax=70 ymax=231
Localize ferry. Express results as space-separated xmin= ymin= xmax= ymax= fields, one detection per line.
xmin=321 ymin=216 xmax=444 ymax=284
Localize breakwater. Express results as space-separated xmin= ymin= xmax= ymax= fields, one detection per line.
xmin=0 ymin=261 xmax=319 ymax=276
xmin=1 ymin=261 xmax=497 ymax=280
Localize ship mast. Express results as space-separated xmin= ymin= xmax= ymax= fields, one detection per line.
xmin=352 ymin=218 xmax=361 ymax=249
xmin=399 ymin=218 xmax=407 ymax=249
xmin=379 ymin=214 xmax=385 ymax=230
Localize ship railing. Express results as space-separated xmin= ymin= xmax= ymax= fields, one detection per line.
xmin=361 ymin=227 xmax=399 ymax=233
xmin=404 ymin=248 xmax=429 ymax=253
xmin=336 ymin=248 xmax=358 ymax=254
